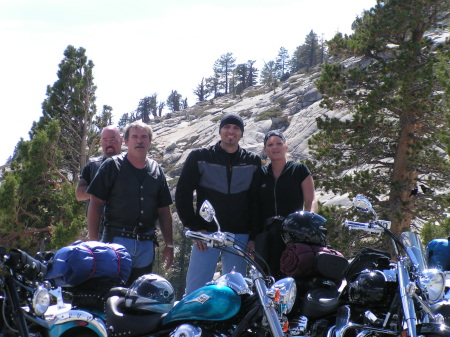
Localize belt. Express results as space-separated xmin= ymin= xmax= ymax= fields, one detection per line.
xmin=103 ymin=226 xmax=157 ymax=242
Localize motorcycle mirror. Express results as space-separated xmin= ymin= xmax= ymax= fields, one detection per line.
xmin=199 ymin=200 xmax=221 ymax=232
xmin=353 ymin=195 xmax=378 ymax=220
xmin=199 ymin=200 xmax=215 ymax=222
xmin=353 ymin=195 xmax=372 ymax=213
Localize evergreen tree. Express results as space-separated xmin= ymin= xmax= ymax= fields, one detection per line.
xmin=193 ymin=78 xmax=210 ymax=102
xmin=118 ymin=111 xmax=138 ymax=130
xmin=290 ymin=30 xmax=321 ymax=73
xmin=206 ymin=73 xmax=221 ymax=98
xmin=246 ymin=60 xmax=259 ymax=87
xmin=260 ymin=60 xmax=277 ymax=87
xmin=39 ymin=45 xmax=108 ymax=182
xmin=275 ymin=47 xmax=290 ymax=79
xmin=0 ymin=45 xmax=113 ymax=250
xmin=166 ymin=90 xmax=182 ymax=112
xmin=137 ymin=94 xmax=158 ymax=122
xmin=158 ymin=102 xmax=165 ymax=117
xmin=311 ymin=0 xmax=450 ymax=235
xmin=181 ymin=98 xmax=188 ymax=110
xmin=234 ymin=63 xmax=248 ymax=95
xmin=213 ymin=52 xmax=236 ymax=95
xmin=0 ymin=121 xmax=84 ymax=251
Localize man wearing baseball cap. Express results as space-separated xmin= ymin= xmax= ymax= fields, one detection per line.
xmin=176 ymin=113 xmax=261 ymax=294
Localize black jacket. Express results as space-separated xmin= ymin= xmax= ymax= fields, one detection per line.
xmin=175 ymin=141 xmax=261 ymax=234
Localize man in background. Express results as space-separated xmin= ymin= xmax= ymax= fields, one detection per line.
xmin=75 ymin=125 xmax=122 ymax=205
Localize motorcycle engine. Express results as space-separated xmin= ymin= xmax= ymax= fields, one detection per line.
xmin=170 ymin=324 xmax=202 ymax=337
xmin=348 ymin=270 xmax=388 ymax=305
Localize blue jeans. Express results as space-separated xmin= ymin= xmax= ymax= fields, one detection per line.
xmin=185 ymin=233 xmax=249 ymax=294
xmin=113 ymin=235 xmax=155 ymax=268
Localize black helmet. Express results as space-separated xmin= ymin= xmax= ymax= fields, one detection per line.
xmin=348 ymin=270 xmax=387 ymax=305
xmin=281 ymin=211 xmax=327 ymax=246
xmin=125 ymin=274 xmax=175 ymax=313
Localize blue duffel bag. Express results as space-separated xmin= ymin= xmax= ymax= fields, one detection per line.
xmin=46 ymin=241 xmax=132 ymax=287
xmin=426 ymin=238 xmax=450 ymax=271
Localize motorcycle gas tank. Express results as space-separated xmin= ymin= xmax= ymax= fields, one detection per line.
xmin=162 ymin=284 xmax=241 ymax=324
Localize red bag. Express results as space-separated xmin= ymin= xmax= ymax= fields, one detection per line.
xmin=280 ymin=242 xmax=345 ymax=279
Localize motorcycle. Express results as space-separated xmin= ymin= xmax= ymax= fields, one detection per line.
xmin=275 ymin=211 xmax=349 ymax=337
xmin=102 ymin=199 xmax=296 ymax=337
xmin=330 ymin=195 xmax=450 ymax=337
xmin=0 ymin=246 xmax=51 ymax=337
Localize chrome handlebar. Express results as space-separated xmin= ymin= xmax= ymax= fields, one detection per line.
xmin=345 ymin=220 xmax=392 ymax=236
xmin=185 ymin=231 xmax=234 ymax=248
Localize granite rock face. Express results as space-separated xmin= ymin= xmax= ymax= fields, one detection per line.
xmin=150 ymin=67 xmax=352 ymax=206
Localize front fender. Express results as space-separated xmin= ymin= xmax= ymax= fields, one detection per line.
xmin=49 ymin=309 xmax=107 ymax=337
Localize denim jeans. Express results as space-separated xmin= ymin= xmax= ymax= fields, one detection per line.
xmin=112 ymin=235 xmax=155 ymax=268
xmin=185 ymin=233 xmax=249 ymax=295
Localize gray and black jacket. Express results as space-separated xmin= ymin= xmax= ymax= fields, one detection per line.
xmin=175 ymin=141 xmax=261 ymax=235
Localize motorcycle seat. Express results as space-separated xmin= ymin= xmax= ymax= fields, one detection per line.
xmin=105 ymin=295 xmax=164 ymax=337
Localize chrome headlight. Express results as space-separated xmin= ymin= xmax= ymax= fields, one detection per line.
xmin=271 ymin=277 xmax=297 ymax=314
xmin=33 ymin=286 xmax=50 ymax=316
xmin=419 ymin=269 xmax=445 ymax=303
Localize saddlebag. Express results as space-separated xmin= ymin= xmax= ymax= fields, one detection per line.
xmin=295 ymin=280 xmax=341 ymax=318
xmin=46 ymin=241 xmax=132 ymax=287
xmin=69 ymin=277 xmax=121 ymax=310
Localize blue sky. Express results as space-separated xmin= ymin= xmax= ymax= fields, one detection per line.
xmin=0 ymin=0 xmax=376 ymax=165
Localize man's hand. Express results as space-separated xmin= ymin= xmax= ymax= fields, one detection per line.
xmin=194 ymin=229 xmax=208 ymax=251
xmin=162 ymin=246 xmax=174 ymax=270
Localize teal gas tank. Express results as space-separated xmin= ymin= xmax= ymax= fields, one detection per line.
xmin=162 ymin=284 xmax=241 ymax=324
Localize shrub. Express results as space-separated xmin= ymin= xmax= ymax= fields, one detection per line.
xmin=255 ymin=107 xmax=283 ymax=121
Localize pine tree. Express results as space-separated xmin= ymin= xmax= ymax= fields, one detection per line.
xmin=234 ymin=63 xmax=248 ymax=95
xmin=137 ymin=94 xmax=158 ymax=122
xmin=260 ymin=60 xmax=277 ymax=87
xmin=38 ymin=45 xmax=110 ymax=182
xmin=311 ymin=0 xmax=450 ymax=235
xmin=0 ymin=45 xmax=112 ymax=250
xmin=0 ymin=121 xmax=84 ymax=251
xmin=213 ymin=52 xmax=236 ymax=95
xmin=158 ymin=102 xmax=165 ymax=117
xmin=166 ymin=90 xmax=182 ymax=112
xmin=193 ymin=78 xmax=211 ymax=102
xmin=246 ymin=60 xmax=259 ymax=87
xmin=290 ymin=30 xmax=321 ymax=73
xmin=275 ymin=47 xmax=290 ymax=79
xmin=205 ymin=74 xmax=221 ymax=98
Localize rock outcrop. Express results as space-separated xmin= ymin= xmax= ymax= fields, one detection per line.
xmin=149 ymin=67 xmax=351 ymax=207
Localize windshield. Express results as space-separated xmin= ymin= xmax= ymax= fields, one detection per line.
xmin=401 ymin=231 xmax=427 ymax=271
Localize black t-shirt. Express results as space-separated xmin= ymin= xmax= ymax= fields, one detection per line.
xmin=257 ymin=161 xmax=311 ymax=225
xmin=88 ymin=154 xmax=172 ymax=230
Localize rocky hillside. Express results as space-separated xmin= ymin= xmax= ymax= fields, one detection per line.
xmin=149 ymin=65 xmax=352 ymax=207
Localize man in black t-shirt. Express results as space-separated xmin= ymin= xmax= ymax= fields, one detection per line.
xmin=87 ymin=121 xmax=174 ymax=285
